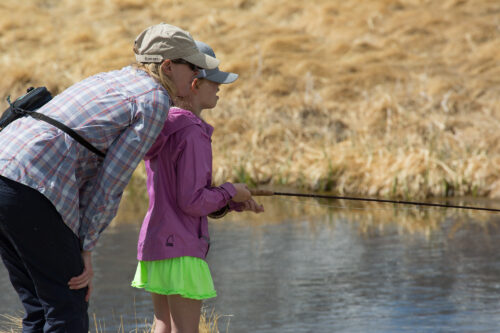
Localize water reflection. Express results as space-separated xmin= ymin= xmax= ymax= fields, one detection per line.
xmin=1 ymin=195 xmax=500 ymax=332
xmin=207 ymin=211 xmax=500 ymax=332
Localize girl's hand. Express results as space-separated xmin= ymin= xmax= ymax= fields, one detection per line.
xmin=68 ymin=250 xmax=94 ymax=302
xmin=240 ymin=198 xmax=265 ymax=213
xmin=232 ymin=183 xmax=252 ymax=202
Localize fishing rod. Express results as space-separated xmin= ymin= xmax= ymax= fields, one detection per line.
xmin=250 ymin=189 xmax=500 ymax=213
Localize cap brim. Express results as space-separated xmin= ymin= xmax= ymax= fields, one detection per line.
xmin=183 ymin=52 xmax=219 ymax=69
xmin=205 ymin=70 xmax=238 ymax=84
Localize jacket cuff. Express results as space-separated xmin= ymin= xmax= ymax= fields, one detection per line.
xmin=208 ymin=204 xmax=229 ymax=219
xmin=220 ymin=182 xmax=237 ymax=199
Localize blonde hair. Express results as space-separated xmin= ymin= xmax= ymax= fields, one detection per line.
xmin=132 ymin=62 xmax=177 ymax=98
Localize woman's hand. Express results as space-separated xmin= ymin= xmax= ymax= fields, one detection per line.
xmin=232 ymin=183 xmax=252 ymax=202
xmin=68 ymin=250 xmax=94 ymax=302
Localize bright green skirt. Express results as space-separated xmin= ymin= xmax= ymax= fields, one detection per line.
xmin=131 ymin=256 xmax=217 ymax=300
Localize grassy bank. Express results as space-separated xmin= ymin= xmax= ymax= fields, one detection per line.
xmin=0 ymin=308 xmax=226 ymax=332
xmin=1 ymin=0 xmax=499 ymax=198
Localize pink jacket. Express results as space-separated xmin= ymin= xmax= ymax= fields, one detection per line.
xmin=137 ymin=107 xmax=236 ymax=261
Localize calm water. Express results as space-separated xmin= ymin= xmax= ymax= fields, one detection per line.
xmin=1 ymin=198 xmax=500 ymax=332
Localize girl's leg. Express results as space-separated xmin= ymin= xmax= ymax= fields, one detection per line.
xmin=152 ymin=293 xmax=172 ymax=333
xmin=167 ymin=294 xmax=202 ymax=333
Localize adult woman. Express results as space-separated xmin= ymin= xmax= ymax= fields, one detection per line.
xmin=0 ymin=23 xmax=219 ymax=332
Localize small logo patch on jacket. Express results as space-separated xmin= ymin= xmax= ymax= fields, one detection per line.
xmin=166 ymin=235 xmax=174 ymax=247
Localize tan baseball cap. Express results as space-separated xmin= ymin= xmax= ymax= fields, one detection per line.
xmin=134 ymin=23 xmax=219 ymax=69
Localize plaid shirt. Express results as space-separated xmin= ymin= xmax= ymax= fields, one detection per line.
xmin=0 ymin=66 xmax=170 ymax=250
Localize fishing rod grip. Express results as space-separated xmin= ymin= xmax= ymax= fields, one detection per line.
xmin=250 ymin=189 xmax=275 ymax=196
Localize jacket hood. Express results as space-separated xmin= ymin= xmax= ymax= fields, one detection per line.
xmin=163 ymin=107 xmax=206 ymax=137
xmin=144 ymin=107 xmax=212 ymax=160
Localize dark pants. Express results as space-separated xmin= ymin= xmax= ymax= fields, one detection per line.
xmin=0 ymin=175 xmax=89 ymax=333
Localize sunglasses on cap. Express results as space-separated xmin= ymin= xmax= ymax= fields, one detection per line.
xmin=171 ymin=59 xmax=202 ymax=72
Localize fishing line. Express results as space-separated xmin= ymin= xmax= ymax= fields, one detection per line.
xmin=252 ymin=190 xmax=500 ymax=213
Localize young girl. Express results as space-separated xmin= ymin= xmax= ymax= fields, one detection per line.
xmin=132 ymin=41 xmax=263 ymax=333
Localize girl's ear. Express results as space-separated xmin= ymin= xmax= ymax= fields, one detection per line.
xmin=161 ymin=59 xmax=172 ymax=75
xmin=191 ymin=78 xmax=199 ymax=91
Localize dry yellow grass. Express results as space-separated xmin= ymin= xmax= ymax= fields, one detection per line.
xmin=1 ymin=0 xmax=499 ymax=199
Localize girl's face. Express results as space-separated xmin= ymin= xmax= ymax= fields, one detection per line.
xmin=197 ymin=80 xmax=221 ymax=110
xmin=166 ymin=60 xmax=200 ymax=97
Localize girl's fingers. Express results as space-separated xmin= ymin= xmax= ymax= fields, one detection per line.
xmin=249 ymin=201 xmax=258 ymax=212
xmin=251 ymin=200 xmax=264 ymax=213
xmin=255 ymin=203 xmax=264 ymax=213
xmin=232 ymin=183 xmax=252 ymax=202
xmin=243 ymin=199 xmax=264 ymax=213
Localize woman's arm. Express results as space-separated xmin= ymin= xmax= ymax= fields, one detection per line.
xmin=79 ymin=96 xmax=168 ymax=251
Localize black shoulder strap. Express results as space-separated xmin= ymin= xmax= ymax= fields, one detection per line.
xmin=3 ymin=87 xmax=106 ymax=158
xmin=29 ymin=111 xmax=106 ymax=158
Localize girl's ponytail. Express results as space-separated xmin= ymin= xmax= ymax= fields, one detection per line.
xmin=133 ymin=62 xmax=177 ymax=98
